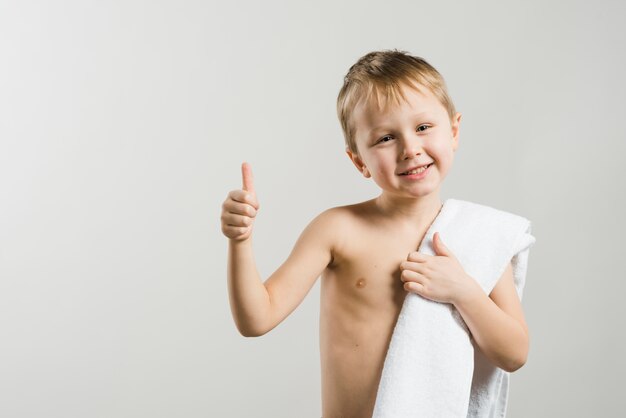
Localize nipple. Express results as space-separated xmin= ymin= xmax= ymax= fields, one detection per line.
xmin=355 ymin=278 xmax=367 ymax=289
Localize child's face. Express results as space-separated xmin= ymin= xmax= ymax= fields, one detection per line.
xmin=347 ymin=83 xmax=462 ymax=200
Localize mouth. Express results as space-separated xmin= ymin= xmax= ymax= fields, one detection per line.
xmin=400 ymin=163 xmax=434 ymax=175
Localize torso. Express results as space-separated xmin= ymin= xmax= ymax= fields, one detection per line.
xmin=319 ymin=199 xmax=442 ymax=418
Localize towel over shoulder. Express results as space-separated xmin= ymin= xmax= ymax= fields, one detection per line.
xmin=372 ymin=198 xmax=536 ymax=418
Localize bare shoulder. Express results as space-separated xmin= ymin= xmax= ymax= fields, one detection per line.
xmin=489 ymin=261 xmax=529 ymax=336
xmin=308 ymin=205 xmax=356 ymax=238
xmin=323 ymin=199 xmax=377 ymax=223
xmin=312 ymin=200 xmax=375 ymax=264
xmin=321 ymin=199 xmax=374 ymax=218
xmin=285 ymin=201 xmax=369 ymax=262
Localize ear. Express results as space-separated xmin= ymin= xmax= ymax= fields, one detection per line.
xmin=451 ymin=112 xmax=462 ymax=152
xmin=346 ymin=147 xmax=371 ymax=178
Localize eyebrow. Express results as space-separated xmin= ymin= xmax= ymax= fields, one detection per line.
xmin=367 ymin=112 xmax=434 ymax=135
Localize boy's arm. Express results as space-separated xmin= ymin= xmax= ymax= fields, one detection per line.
xmin=223 ymin=163 xmax=337 ymax=337
xmin=454 ymin=261 xmax=529 ymax=372
xmin=228 ymin=208 xmax=337 ymax=337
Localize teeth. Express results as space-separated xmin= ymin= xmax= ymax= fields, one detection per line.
xmin=404 ymin=164 xmax=430 ymax=175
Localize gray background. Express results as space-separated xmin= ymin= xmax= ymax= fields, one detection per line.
xmin=1 ymin=0 xmax=624 ymax=417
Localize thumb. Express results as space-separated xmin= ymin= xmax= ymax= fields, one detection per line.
xmin=241 ymin=162 xmax=255 ymax=194
xmin=433 ymin=232 xmax=451 ymax=256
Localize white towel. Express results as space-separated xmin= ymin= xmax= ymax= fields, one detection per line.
xmin=372 ymin=198 xmax=536 ymax=418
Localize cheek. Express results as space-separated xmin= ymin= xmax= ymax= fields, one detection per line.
xmin=366 ymin=155 xmax=390 ymax=175
xmin=432 ymin=142 xmax=454 ymax=163
xmin=378 ymin=160 xmax=398 ymax=176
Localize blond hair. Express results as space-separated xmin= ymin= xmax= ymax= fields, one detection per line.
xmin=336 ymin=49 xmax=457 ymax=156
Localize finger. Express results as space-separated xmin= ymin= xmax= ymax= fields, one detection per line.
xmin=222 ymin=212 xmax=253 ymax=227
xmin=404 ymin=281 xmax=425 ymax=294
xmin=241 ymin=162 xmax=255 ymax=194
xmin=400 ymin=269 xmax=424 ymax=283
xmin=433 ymin=232 xmax=451 ymax=256
xmin=222 ymin=224 xmax=249 ymax=236
xmin=407 ymin=251 xmax=429 ymax=262
xmin=228 ymin=190 xmax=258 ymax=208
xmin=223 ymin=201 xmax=257 ymax=218
xmin=400 ymin=261 xmax=425 ymax=273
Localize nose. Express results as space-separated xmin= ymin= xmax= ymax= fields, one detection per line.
xmin=400 ymin=136 xmax=423 ymax=160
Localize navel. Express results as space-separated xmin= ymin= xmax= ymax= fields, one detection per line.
xmin=355 ymin=278 xmax=367 ymax=289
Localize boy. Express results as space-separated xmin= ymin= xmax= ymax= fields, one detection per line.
xmin=221 ymin=50 xmax=529 ymax=417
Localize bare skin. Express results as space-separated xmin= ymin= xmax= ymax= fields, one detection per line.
xmin=319 ymin=199 xmax=444 ymax=417
xmin=224 ymin=80 xmax=530 ymax=416
xmin=223 ymin=165 xmax=528 ymax=418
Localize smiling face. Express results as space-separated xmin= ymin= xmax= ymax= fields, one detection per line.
xmin=346 ymin=82 xmax=462 ymax=200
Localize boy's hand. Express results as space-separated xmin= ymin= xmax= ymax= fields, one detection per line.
xmin=400 ymin=232 xmax=481 ymax=305
xmin=220 ymin=162 xmax=261 ymax=242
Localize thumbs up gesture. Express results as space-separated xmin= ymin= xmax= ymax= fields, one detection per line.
xmin=221 ymin=162 xmax=261 ymax=242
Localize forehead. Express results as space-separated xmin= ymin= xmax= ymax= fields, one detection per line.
xmin=353 ymin=82 xmax=442 ymax=129
xmin=352 ymin=85 xmax=445 ymax=124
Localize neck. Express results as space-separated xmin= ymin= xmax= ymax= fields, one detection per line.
xmin=373 ymin=191 xmax=443 ymax=226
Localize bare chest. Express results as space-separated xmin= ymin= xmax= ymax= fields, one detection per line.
xmin=323 ymin=227 xmax=428 ymax=314
xmin=318 ymin=227 xmax=430 ymax=417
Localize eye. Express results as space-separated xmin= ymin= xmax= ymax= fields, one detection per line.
xmin=377 ymin=135 xmax=393 ymax=144
xmin=417 ymin=124 xmax=430 ymax=132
